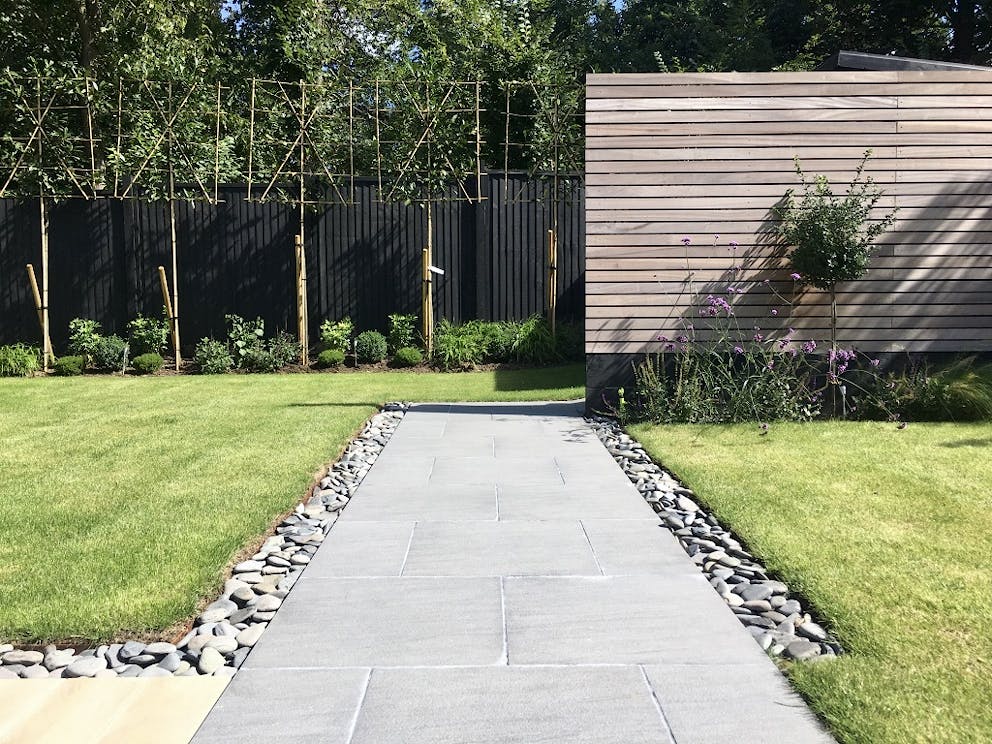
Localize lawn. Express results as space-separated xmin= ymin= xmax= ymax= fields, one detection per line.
xmin=0 ymin=365 xmax=583 ymax=643
xmin=629 ymin=421 xmax=992 ymax=744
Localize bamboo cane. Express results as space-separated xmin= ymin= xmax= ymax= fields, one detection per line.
xmin=26 ymin=263 xmax=52 ymax=367
xmin=158 ymin=266 xmax=175 ymax=357
xmin=39 ymin=197 xmax=52 ymax=370
xmin=422 ymin=248 xmax=431 ymax=356
xmin=547 ymin=228 xmax=558 ymax=336
xmin=295 ymin=234 xmax=309 ymax=366
xmin=168 ymin=200 xmax=181 ymax=369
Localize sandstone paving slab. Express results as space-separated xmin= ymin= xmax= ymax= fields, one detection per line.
xmin=244 ymin=577 xmax=504 ymax=668
xmin=0 ymin=678 xmax=228 ymax=744
xmin=505 ymin=575 xmax=769 ymax=665
xmin=644 ymin=663 xmax=835 ymax=744
xmin=191 ymin=668 xmax=369 ymax=744
xmin=401 ymin=520 xmax=601 ymax=576
xmin=496 ymin=483 xmax=658 ymax=520
xmin=305 ymin=521 xmax=415 ymax=577
xmin=581 ymin=519 xmax=700 ymax=575
xmin=349 ymin=665 xmax=672 ymax=744
xmin=340 ymin=483 xmax=498 ymax=522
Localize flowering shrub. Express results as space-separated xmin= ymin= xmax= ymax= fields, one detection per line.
xmin=625 ymin=238 xmax=894 ymax=426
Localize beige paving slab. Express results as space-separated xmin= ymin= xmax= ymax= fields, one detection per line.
xmin=0 ymin=678 xmax=229 ymax=744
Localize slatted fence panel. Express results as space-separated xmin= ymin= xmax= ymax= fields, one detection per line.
xmin=585 ymin=71 xmax=992 ymax=356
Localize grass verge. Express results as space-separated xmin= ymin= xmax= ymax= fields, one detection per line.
xmin=0 ymin=365 xmax=583 ymax=642
xmin=629 ymin=420 xmax=992 ymax=744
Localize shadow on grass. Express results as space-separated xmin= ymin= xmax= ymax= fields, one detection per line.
xmin=939 ymin=437 xmax=992 ymax=448
xmin=493 ymin=363 xmax=585 ymax=392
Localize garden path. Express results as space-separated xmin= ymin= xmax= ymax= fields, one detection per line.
xmin=192 ymin=401 xmax=834 ymax=744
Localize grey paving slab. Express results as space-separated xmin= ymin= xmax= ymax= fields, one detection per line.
xmin=497 ymin=483 xmax=658 ymax=520
xmin=429 ymin=455 xmax=565 ymax=487
xmin=244 ymin=577 xmax=504 ymax=668
xmin=505 ymin=575 xmax=770 ymax=665
xmin=341 ymin=483 xmax=498 ymax=521
xmin=306 ymin=521 xmax=414 ymax=576
xmin=401 ymin=520 xmax=601 ymax=576
xmin=644 ymin=663 xmax=835 ymax=744
xmin=349 ymin=666 xmax=671 ymax=744
xmin=198 ymin=400 xmax=835 ymax=744
xmin=582 ymin=519 xmax=700 ymax=574
xmin=191 ymin=668 xmax=369 ymax=744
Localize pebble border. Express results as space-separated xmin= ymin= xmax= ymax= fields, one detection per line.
xmin=0 ymin=403 xmax=408 ymax=680
xmin=587 ymin=415 xmax=843 ymax=662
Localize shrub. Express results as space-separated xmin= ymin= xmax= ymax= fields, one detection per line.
xmin=89 ymin=335 xmax=128 ymax=372
xmin=225 ymin=314 xmax=266 ymax=369
xmin=392 ymin=346 xmax=423 ymax=367
xmin=0 ymin=344 xmax=41 ymax=377
xmin=268 ymin=330 xmax=300 ymax=368
xmin=554 ymin=322 xmax=584 ymax=361
xmin=460 ymin=320 xmax=516 ymax=363
xmin=240 ymin=347 xmax=280 ymax=373
xmin=511 ymin=315 xmax=561 ymax=365
xmin=127 ymin=313 xmax=168 ymax=357
xmin=355 ymin=330 xmax=388 ymax=364
xmin=132 ymin=352 xmax=164 ymax=375
xmin=387 ymin=314 xmax=419 ymax=353
xmin=857 ymin=357 xmax=992 ymax=422
xmin=195 ymin=338 xmax=233 ymax=374
xmin=433 ymin=319 xmax=485 ymax=370
xmin=316 ymin=349 xmax=345 ymax=368
xmin=319 ymin=317 xmax=354 ymax=353
xmin=53 ymin=355 xmax=84 ymax=376
xmin=67 ymin=318 xmax=102 ymax=357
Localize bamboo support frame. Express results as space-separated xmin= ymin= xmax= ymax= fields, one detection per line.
xmin=547 ymin=228 xmax=558 ymax=335
xmin=157 ymin=265 xmax=177 ymax=365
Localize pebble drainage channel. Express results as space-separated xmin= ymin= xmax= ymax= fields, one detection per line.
xmin=0 ymin=404 xmax=408 ymax=680
xmin=587 ymin=415 xmax=843 ymax=663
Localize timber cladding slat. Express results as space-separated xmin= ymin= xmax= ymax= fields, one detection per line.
xmin=585 ymin=72 xmax=992 ymax=358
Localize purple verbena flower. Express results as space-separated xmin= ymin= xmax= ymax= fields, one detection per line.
xmin=790 ymin=272 xmax=802 ymax=280
xmin=733 ymin=345 xmax=744 ymax=355
xmin=771 ymin=308 xmax=778 ymax=316
xmin=681 ymin=236 xmax=692 ymax=245
xmin=870 ymin=358 xmax=881 ymax=367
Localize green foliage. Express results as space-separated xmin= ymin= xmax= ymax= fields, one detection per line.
xmin=392 ymin=346 xmax=423 ymax=367
xmin=268 ymin=330 xmax=300 ymax=368
xmin=632 ymin=345 xmax=820 ymax=425
xmin=225 ymin=314 xmax=266 ymax=369
xmin=778 ymin=152 xmax=898 ymax=290
xmin=432 ymin=319 xmax=486 ymax=370
xmin=319 ymin=317 xmax=354 ymax=353
xmin=387 ymin=313 xmax=419 ymax=353
xmin=127 ymin=313 xmax=169 ymax=357
xmin=316 ymin=348 xmax=345 ymax=368
xmin=355 ymin=330 xmax=388 ymax=364
xmin=194 ymin=338 xmax=233 ymax=374
xmin=52 ymin=355 xmax=84 ymax=376
xmin=67 ymin=318 xmax=102 ymax=357
xmin=859 ymin=357 xmax=992 ymax=422
xmin=0 ymin=344 xmax=40 ymax=377
xmin=511 ymin=315 xmax=561 ymax=365
xmin=131 ymin=352 xmax=164 ymax=375
xmin=89 ymin=335 xmax=128 ymax=372
xmin=467 ymin=320 xmax=517 ymax=363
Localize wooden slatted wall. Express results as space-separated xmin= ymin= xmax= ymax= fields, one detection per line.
xmin=585 ymin=71 xmax=992 ymax=362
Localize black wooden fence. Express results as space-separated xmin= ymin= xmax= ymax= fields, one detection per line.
xmin=0 ymin=172 xmax=583 ymax=351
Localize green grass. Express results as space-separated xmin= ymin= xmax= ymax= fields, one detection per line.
xmin=629 ymin=421 xmax=992 ymax=744
xmin=0 ymin=365 xmax=583 ymax=642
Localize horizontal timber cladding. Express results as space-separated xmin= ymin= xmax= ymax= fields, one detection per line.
xmin=584 ymin=70 xmax=992 ymax=371
xmin=0 ymin=173 xmax=583 ymax=351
